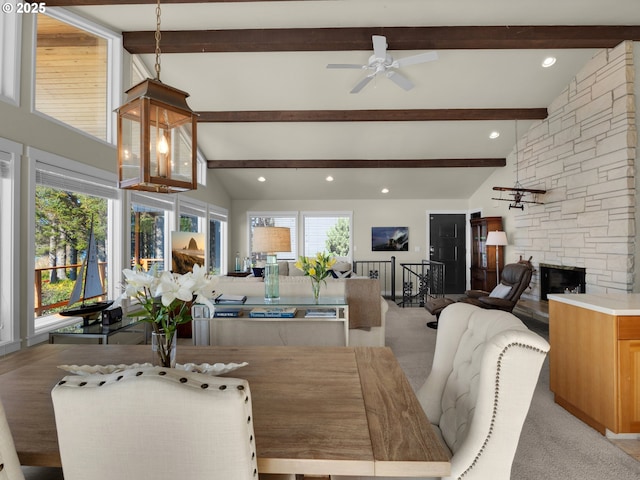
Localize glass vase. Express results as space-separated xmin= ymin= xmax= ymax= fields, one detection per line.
xmin=151 ymin=330 xmax=177 ymax=368
xmin=310 ymin=278 xmax=321 ymax=303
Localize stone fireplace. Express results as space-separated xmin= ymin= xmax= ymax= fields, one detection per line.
xmin=539 ymin=264 xmax=586 ymax=301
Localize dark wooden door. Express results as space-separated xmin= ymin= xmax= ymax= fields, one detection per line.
xmin=429 ymin=214 xmax=466 ymax=294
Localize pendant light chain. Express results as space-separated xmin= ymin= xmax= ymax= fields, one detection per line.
xmin=154 ymin=0 xmax=162 ymax=81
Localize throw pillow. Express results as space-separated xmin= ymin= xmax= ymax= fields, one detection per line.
xmin=489 ymin=283 xmax=512 ymax=299
xmin=252 ymin=267 xmax=264 ymax=278
xmin=288 ymin=261 xmax=305 ymax=276
xmin=330 ymin=269 xmax=354 ymax=279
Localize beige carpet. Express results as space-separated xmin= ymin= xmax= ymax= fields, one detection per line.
xmin=385 ymin=300 xmax=640 ymax=480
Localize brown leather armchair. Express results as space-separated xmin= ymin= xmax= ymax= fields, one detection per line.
xmin=425 ymin=262 xmax=533 ymax=328
xmin=460 ymin=262 xmax=533 ymax=312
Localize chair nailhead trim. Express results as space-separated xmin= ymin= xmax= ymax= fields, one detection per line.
xmin=456 ymin=341 xmax=547 ymax=480
xmin=219 ymin=385 xmax=227 ymax=390
xmin=0 ymin=463 xmax=4 ymax=471
xmin=201 ymin=383 xmax=209 ymax=389
xmin=179 ymin=377 xmax=188 ymax=383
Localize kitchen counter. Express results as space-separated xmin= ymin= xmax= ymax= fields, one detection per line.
xmin=548 ymin=294 xmax=640 ymax=435
xmin=547 ymin=292 xmax=640 ymax=316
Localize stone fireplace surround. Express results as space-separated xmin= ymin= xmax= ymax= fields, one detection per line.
xmin=510 ymin=41 xmax=637 ymax=300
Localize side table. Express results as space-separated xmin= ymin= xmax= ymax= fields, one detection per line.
xmin=49 ymin=316 xmax=147 ymax=345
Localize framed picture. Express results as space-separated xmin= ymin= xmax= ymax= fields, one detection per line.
xmin=371 ymin=227 xmax=409 ymax=251
xmin=171 ymin=231 xmax=205 ymax=274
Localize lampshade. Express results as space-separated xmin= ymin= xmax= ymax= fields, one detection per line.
xmin=486 ymin=231 xmax=508 ymax=246
xmin=253 ymin=227 xmax=291 ymax=253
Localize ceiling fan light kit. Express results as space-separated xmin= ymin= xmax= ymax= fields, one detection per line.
xmin=327 ymin=35 xmax=438 ymax=93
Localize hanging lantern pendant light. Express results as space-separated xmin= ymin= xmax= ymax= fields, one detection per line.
xmin=116 ymin=0 xmax=198 ymax=193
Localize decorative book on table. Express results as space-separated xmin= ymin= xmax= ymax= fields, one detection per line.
xmin=249 ymin=307 xmax=297 ymax=318
xmin=213 ymin=307 xmax=243 ymax=317
xmin=215 ymin=294 xmax=247 ymax=304
xmin=304 ymin=308 xmax=337 ymax=318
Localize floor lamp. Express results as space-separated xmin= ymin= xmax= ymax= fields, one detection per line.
xmin=252 ymin=227 xmax=291 ymax=302
xmin=486 ymin=231 xmax=508 ymax=284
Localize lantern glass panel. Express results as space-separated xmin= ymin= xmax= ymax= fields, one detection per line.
xmin=118 ymin=103 xmax=141 ymax=184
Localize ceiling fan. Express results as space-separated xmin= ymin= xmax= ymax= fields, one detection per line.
xmin=327 ymin=35 xmax=438 ymax=94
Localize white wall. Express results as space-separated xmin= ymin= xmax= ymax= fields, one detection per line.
xmin=230 ymin=197 xmax=470 ymax=293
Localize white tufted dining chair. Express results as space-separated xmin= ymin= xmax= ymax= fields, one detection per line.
xmin=52 ymin=366 xmax=294 ymax=480
xmin=0 ymin=399 xmax=25 ymax=480
xmin=333 ymin=302 xmax=549 ymax=480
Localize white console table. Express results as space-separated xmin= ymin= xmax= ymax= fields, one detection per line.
xmin=192 ymin=296 xmax=350 ymax=347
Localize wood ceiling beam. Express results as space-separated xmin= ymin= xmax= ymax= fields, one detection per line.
xmin=121 ymin=26 xmax=640 ymax=54
xmin=207 ymin=159 xmax=507 ymax=169
xmin=197 ymin=108 xmax=548 ymax=123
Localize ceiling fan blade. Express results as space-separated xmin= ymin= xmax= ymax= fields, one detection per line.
xmin=350 ymin=75 xmax=375 ymax=94
xmin=372 ymin=35 xmax=387 ymax=60
xmin=394 ymin=51 xmax=439 ymax=68
xmin=386 ymin=71 xmax=414 ymax=91
xmin=327 ymin=63 xmax=366 ymax=69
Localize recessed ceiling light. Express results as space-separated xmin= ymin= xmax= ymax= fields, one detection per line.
xmin=489 ymin=131 xmax=500 ymax=139
xmin=542 ymin=56 xmax=557 ymax=68
xmin=381 ymin=187 xmax=389 ymax=194
xmin=326 ymin=175 xmax=334 ymax=182
xmin=258 ymin=176 xmax=266 ymax=182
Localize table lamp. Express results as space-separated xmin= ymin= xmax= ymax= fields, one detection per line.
xmin=252 ymin=226 xmax=291 ymax=301
xmin=486 ymin=230 xmax=508 ymax=284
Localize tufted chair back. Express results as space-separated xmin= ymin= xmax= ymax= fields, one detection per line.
xmin=0 ymin=399 xmax=25 ymax=480
xmin=52 ymin=367 xmax=260 ymax=480
xmin=416 ymin=303 xmax=549 ymax=480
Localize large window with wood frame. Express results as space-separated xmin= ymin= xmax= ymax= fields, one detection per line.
xmin=34 ymin=11 xmax=120 ymax=142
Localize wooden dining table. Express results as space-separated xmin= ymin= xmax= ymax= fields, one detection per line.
xmin=0 ymin=344 xmax=451 ymax=478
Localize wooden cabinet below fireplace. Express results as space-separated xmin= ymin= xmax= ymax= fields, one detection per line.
xmin=548 ymin=293 xmax=640 ymax=435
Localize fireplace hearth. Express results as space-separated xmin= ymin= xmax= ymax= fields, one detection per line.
xmin=540 ymin=264 xmax=586 ymax=300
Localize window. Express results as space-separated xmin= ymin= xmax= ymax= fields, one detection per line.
xmin=130 ymin=192 xmax=173 ymax=272
xmin=30 ymin=149 xmax=119 ymax=336
xmin=34 ymin=10 xmax=121 ymax=142
xmin=0 ymin=1 xmax=21 ymax=105
xmin=179 ymin=200 xmax=206 ymax=233
xmin=208 ymin=208 xmax=228 ymax=275
xmin=0 ymin=138 xmax=21 ymax=351
xmin=248 ymin=213 xmax=297 ymax=264
xmin=303 ymin=212 xmax=352 ymax=258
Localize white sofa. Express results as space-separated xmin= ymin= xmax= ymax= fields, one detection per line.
xmin=199 ymin=275 xmax=387 ymax=347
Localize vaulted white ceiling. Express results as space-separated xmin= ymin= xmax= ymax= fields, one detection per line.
xmin=55 ymin=0 xmax=640 ymax=200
